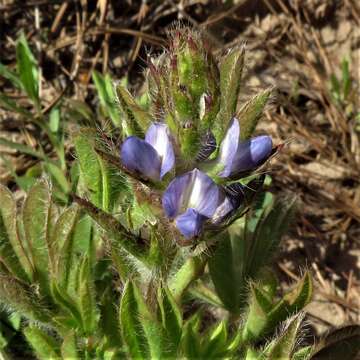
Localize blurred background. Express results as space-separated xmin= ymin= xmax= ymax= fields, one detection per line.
xmin=0 ymin=0 xmax=359 ymax=338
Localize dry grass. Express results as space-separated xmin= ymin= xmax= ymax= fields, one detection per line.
xmin=1 ymin=0 xmax=359 ymax=335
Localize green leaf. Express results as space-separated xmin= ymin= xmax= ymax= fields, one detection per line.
xmin=0 ymin=154 xmax=37 ymax=191
xmin=16 ymin=34 xmax=39 ymax=106
xmin=0 ymin=93 xmax=32 ymax=116
xmin=74 ymin=130 xmax=102 ymax=206
xmin=61 ymin=331 xmax=79 ymax=359
xmin=50 ymin=282 xmax=83 ymax=328
xmin=209 ymin=230 xmax=247 ymax=313
xmin=49 ymin=107 xmax=60 ymax=133
xmin=283 ymin=271 xmax=313 ymax=312
xmin=116 ymin=84 xmax=151 ymax=133
xmin=189 ymin=281 xmax=225 ymax=308
xmin=269 ymin=272 xmax=313 ymax=327
xmin=202 ymin=320 xmax=228 ymax=358
xmin=0 ymin=185 xmax=32 ymax=280
xmin=245 ymin=196 xmax=296 ymax=278
xmin=158 ymin=285 xmax=182 ymax=351
xmin=242 ymin=273 xmax=312 ymax=343
xmin=242 ymin=282 xmax=273 ymax=343
xmin=264 ymin=314 xmax=304 ymax=359
xmin=98 ymin=286 xmax=122 ymax=349
xmin=0 ymin=63 xmax=22 ymax=89
xmin=180 ymin=313 xmax=202 ymax=359
xmin=330 ymin=74 xmax=341 ymax=102
xmin=73 ymin=195 xmax=146 ymax=263
xmin=77 ymin=256 xmax=99 ymax=335
xmin=215 ymin=45 xmax=245 ymax=141
xmin=0 ymin=137 xmax=45 ymax=160
xmin=120 ymin=281 xmax=165 ymax=359
xmin=0 ymin=275 xmax=51 ymax=323
xmin=44 ymin=162 xmax=71 ymax=196
xmin=24 ymin=326 xmax=60 ymax=360
xmin=22 ymin=178 xmax=53 ymax=293
xmin=92 ymin=71 xmax=120 ymax=127
xmin=311 ymin=325 xmax=360 ymax=360
xmin=292 ymin=346 xmax=313 ymax=360
xmin=341 ymin=58 xmax=351 ymax=101
xmin=238 ymin=88 xmax=272 ymax=140
xmin=52 ymin=205 xmax=80 ymax=287
xmin=74 ymin=129 xmax=124 ymax=211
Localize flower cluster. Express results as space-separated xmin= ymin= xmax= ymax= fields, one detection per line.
xmin=120 ymin=118 xmax=272 ymax=239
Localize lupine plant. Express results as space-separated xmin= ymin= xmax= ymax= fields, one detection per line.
xmin=0 ymin=27 xmax=359 ymax=359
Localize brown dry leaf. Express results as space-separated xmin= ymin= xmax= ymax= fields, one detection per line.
xmin=97 ymin=0 xmax=107 ymax=24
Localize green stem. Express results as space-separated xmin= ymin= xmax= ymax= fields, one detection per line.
xmin=168 ymin=255 xmax=208 ymax=302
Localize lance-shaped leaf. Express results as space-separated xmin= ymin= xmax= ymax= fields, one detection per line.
xmin=263 ymin=313 xmax=304 ymax=359
xmin=201 ymin=320 xmax=228 ymax=358
xmin=180 ymin=311 xmax=202 ymax=359
xmin=214 ymin=45 xmax=245 ymax=141
xmin=0 ymin=185 xmax=32 ymax=281
xmin=242 ymin=273 xmax=312 ymax=343
xmin=226 ymin=330 xmax=243 ymax=356
xmin=74 ymin=130 xmax=125 ymax=211
xmin=269 ymin=272 xmax=313 ymax=323
xmin=209 ymin=229 xmax=248 ymax=313
xmin=116 ymin=84 xmax=151 ymax=133
xmin=77 ymin=256 xmax=99 ymax=335
xmin=92 ymin=71 xmax=121 ymax=127
xmin=0 ymin=62 xmax=23 ymax=89
xmin=311 ymin=325 xmax=360 ymax=360
xmin=98 ymin=286 xmax=122 ymax=349
xmin=157 ymin=285 xmax=182 ymax=352
xmin=0 ymin=93 xmax=32 ymax=116
xmin=292 ymin=346 xmax=313 ymax=360
xmin=73 ymin=194 xmax=147 ymax=264
xmin=74 ymin=130 xmax=103 ymax=207
xmin=50 ymin=282 xmax=83 ymax=329
xmin=245 ymin=196 xmax=296 ymax=278
xmin=52 ymin=205 xmax=80 ymax=288
xmin=22 ymin=178 xmax=54 ymax=294
xmin=24 ymin=326 xmax=60 ymax=360
xmin=120 ymin=281 xmax=165 ymax=359
xmin=245 ymin=347 xmax=264 ymax=360
xmin=242 ymin=282 xmax=274 ymax=342
xmin=0 ymin=275 xmax=51 ymax=323
xmin=16 ymin=34 xmax=39 ymax=107
xmin=61 ymin=331 xmax=80 ymax=360
xmin=238 ymin=88 xmax=272 ymax=140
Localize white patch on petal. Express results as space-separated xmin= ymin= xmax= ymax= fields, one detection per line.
xmin=217 ymin=118 xmax=240 ymax=177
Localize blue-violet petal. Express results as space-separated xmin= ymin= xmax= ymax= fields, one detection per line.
xmin=145 ymin=123 xmax=175 ymax=179
xmin=175 ymin=208 xmax=206 ymax=239
xmin=121 ymin=136 xmax=161 ymax=180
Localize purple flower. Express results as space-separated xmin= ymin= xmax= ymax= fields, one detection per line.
xmin=120 ymin=123 xmax=175 ymax=181
xmin=215 ymin=118 xmax=273 ymax=178
xmin=162 ymin=169 xmax=235 ymax=239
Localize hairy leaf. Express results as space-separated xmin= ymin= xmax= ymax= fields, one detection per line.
xmin=209 ymin=230 xmax=247 ymax=313
xmin=22 ymin=179 xmax=54 ymax=294
xmin=24 ymin=326 xmax=60 ymax=360
xmin=215 ymin=45 xmax=245 ymax=141
xmin=158 ymin=285 xmax=182 ymax=351
xmin=92 ymin=71 xmax=120 ymax=127
xmin=238 ymin=88 xmax=272 ymax=140
xmin=120 ymin=281 xmax=165 ymax=359
xmin=0 ymin=185 xmax=32 ymax=280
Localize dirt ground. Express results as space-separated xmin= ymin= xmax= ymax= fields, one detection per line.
xmin=1 ymin=0 xmax=359 ymax=336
